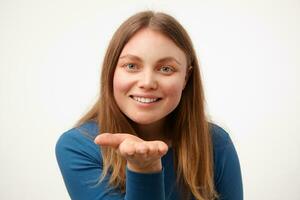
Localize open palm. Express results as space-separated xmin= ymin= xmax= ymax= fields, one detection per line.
xmin=94 ymin=133 xmax=169 ymax=173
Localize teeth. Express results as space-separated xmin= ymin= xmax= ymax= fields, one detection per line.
xmin=132 ymin=96 xmax=158 ymax=103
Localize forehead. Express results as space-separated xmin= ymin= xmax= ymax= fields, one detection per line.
xmin=119 ymin=28 xmax=187 ymax=66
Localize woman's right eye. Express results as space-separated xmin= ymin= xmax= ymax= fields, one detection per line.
xmin=124 ymin=63 xmax=138 ymax=71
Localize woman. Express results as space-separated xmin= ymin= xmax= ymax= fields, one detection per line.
xmin=55 ymin=10 xmax=243 ymax=200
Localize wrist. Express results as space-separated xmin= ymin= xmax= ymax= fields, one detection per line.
xmin=127 ymin=160 xmax=162 ymax=173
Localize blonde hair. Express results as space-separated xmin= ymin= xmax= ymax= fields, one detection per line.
xmin=75 ymin=11 xmax=218 ymax=200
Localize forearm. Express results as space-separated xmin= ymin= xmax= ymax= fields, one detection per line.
xmin=125 ymin=167 xmax=165 ymax=200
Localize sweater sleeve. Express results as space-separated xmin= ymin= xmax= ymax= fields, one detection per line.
xmin=210 ymin=124 xmax=243 ymax=200
xmin=55 ymin=127 xmax=166 ymax=200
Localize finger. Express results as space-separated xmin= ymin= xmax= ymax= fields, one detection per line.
xmin=135 ymin=142 xmax=149 ymax=154
xmin=157 ymin=141 xmax=168 ymax=156
xmin=94 ymin=133 xmax=132 ymax=148
xmin=119 ymin=138 xmax=136 ymax=157
xmin=147 ymin=142 xmax=158 ymax=155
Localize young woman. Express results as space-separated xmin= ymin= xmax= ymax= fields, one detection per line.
xmin=56 ymin=10 xmax=243 ymax=200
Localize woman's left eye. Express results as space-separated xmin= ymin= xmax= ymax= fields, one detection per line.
xmin=159 ymin=66 xmax=174 ymax=73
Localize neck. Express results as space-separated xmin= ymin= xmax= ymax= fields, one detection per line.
xmin=131 ymin=119 xmax=171 ymax=146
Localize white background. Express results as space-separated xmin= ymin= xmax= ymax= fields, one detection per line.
xmin=1 ymin=0 xmax=299 ymax=199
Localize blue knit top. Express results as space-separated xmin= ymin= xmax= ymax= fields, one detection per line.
xmin=55 ymin=121 xmax=243 ymax=200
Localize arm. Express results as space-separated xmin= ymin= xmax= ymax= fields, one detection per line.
xmin=55 ymin=128 xmax=167 ymax=200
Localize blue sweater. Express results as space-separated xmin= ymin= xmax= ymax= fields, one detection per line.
xmin=55 ymin=121 xmax=243 ymax=200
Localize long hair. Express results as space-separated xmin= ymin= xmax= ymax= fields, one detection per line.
xmin=75 ymin=11 xmax=218 ymax=200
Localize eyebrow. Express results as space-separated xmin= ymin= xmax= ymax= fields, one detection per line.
xmin=119 ymin=54 xmax=182 ymax=66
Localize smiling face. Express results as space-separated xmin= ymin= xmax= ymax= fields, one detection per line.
xmin=113 ymin=28 xmax=188 ymax=126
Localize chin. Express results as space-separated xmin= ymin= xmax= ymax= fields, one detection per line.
xmin=132 ymin=118 xmax=159 ymax=125
xmin=129 ymin=115 xmax=164 ymax=125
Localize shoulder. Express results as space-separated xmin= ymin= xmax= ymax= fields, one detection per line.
xmin=208 ymin=122 xmax=238 ymax=162
xmin=55 ymin=120 xmax=102 ymax=165
xmin=56 ymin=120 xmax=99 ymax=148
xmin=208 ymin=122 xmax=240 ymax=178
xmin=208 ymin=122 xmax=233 ymax=150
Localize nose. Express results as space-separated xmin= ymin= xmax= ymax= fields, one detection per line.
xmin=138 ymin=69 xmax=158 ymax=90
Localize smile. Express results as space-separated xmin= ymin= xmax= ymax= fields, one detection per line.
xmin=130 ymin=95 xmax=161 ymax=104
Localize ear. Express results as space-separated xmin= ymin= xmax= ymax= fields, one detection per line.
xmin=183 ymin=66 xmax=193 ymax=89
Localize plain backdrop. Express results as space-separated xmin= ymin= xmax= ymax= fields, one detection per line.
xmin=1 ymin=0 xmax=299 ymax=199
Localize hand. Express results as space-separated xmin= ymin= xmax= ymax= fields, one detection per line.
xmin=94 ymin=133 xmax=168 ymax=173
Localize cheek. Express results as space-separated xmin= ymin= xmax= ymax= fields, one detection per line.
xmin=163 ymin=78 xmax=185 ymax=102
xmin=113 ymin=70 xmax=132 ymax=97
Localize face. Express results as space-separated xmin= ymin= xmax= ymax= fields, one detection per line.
xmin=113 ymin=28 xmax=188 ymax=126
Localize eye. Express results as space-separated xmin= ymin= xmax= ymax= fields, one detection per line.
xmin=123 ymin=63 xmax=139 ymax=71
xmin=158 ymin=65 xmax=175 ymax=74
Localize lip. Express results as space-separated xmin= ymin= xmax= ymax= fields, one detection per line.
xmin=129 ymin=94 xmax=162 ymax=99
xmin=129 ymin=95 xmax=162 ymax=105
